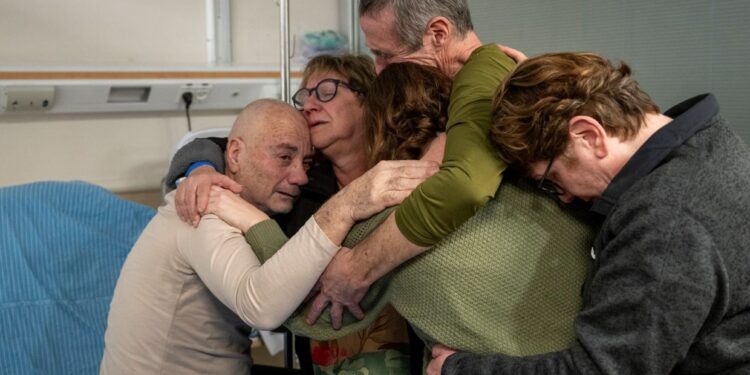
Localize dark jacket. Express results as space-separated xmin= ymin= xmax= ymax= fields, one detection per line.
xmin=445 ymin=94 xmax=750 ymax=374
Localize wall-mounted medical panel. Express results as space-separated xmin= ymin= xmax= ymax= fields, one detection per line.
xmin=0 ymin=79 xmax=291 ymax=115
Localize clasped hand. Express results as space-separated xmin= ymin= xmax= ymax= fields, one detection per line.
xmin=203 ymin=186 xmax=269 ymax=232
xmin=307 ymin=159 xmax=439 ymax=329
xmin=175 ymin=165 xmax=242 ymax=227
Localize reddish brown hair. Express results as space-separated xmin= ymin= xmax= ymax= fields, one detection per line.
xmin=490 ymin=52 xmax=659 ymax=172
xmin=364 ymin=62 xmax=452 ymax=166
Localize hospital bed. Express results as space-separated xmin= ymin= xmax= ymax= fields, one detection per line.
xmin=0 ymin=181 xmax=155 ymax=374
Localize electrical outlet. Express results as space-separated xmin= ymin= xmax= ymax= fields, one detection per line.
xmin=3 ymin=86 xmax=55 ymax=112
xmin=179 ymin=83 xmax=213 ymax=103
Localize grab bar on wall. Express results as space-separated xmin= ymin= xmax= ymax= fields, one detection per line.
xmin=349 ymin=0 xmax=359 ymax=54
xmin=279 ymin=0 xmax=291 ymax=103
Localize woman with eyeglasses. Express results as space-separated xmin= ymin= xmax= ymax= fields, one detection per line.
xmin=290 ymin=55 xmax=416 ymax=375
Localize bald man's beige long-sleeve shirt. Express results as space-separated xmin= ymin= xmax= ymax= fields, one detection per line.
xmin=100 ymin=192 xmax=338 ymax=374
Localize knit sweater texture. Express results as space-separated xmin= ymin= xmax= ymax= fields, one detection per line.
xmin=247 ymin=178 xmax=596 ymax=355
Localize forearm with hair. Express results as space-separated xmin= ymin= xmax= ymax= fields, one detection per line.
xmin=311 ymin=194 xmax=357 ymax=245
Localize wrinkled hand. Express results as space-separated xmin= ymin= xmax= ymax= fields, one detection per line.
xmin=337 ymin=159 xmax=439 ymax=223
xmin=305 ymin=160 xmax=437 ymax=328
xmin=427 ymin=344 xmax=458 ymax=375
xmin=306 ymin=247 xmax=370 ymax=329
xmin=204 ymin=186 xmax=268 ymax=232
xmin=496 ymin=44 xmax=528 ymax=63
xmin=175 ymin=165 xmax=242 ymax=227
xmin=303 ymin=280 xmax=322 ymax=303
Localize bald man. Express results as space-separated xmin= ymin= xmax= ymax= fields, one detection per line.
xmin=100 ymin=99 xmax=434 ymax=374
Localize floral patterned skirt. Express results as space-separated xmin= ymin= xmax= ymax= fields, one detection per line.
xmin=311 ymin=304 xmax=411 ymax=374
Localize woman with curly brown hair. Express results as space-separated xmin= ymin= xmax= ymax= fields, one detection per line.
xmin=364 ymin=62 xmax=452 ymax=166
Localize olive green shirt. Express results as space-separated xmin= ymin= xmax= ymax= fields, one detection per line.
xmin=395 ymin=44 xmax=515 ymax=246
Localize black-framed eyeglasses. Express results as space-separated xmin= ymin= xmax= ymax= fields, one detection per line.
xmin=291 ymin=79 xmax=362 ymax=110
xmin=537 ymin=158 xmax=564 ymax=196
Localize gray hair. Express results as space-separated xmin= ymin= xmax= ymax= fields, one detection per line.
xmin=359 ymin=0 xmax=473 ymax=53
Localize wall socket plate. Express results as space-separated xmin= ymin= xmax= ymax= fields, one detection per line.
xmin=0 ymin=79 xmax=289 ymax=115
xmin=3 ymin=86 xmax=55 ymax=112
xmin=179 ymin=83 xmax=213 ymax=103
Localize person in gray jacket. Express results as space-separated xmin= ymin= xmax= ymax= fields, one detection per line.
xmin=428 ymin=52 xmax=750 ymax=374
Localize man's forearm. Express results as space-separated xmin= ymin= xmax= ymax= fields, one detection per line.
xmin=312 ymin=194 xmax=356 ymax=246
xmin=353 ymin=212 xmax=429 ymax=285
xmin=313 ymin=159 xmax=440 ymax=246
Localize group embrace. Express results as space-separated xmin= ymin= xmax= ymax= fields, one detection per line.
xmin=100 ymin=1 xmax=750 ymax=374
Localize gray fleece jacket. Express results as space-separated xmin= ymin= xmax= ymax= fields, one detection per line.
xmin=444 ymin=94 xmax=750 ymax=374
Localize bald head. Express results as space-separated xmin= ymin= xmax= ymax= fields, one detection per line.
xmin=230 ymin=98 xmax=304 ymax=142
xmin=225 ymin=98 xmax=313 ymax=214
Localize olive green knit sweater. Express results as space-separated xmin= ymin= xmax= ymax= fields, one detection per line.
xmin=245 ymin=179 xmax=596 ymax=355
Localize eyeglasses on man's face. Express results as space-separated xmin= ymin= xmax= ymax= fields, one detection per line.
xmin=292 ymin=78 xmax=361 ymax=110
xmin=537 ymin=158 xmax=565 ymax=196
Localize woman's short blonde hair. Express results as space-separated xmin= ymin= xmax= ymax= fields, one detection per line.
xmin=300 ymin=54 xmax=376 ymax=99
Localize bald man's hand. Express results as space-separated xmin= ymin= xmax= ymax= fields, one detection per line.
xmin=204 ymin=186 xmax=269 ymax=233
xmin=175 ymin=165 xmax=242 ymax=227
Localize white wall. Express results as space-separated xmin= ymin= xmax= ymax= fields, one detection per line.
xmin=0 ymin=0 xmax=207 ymax=67
xmin=0 ymin=0 xmax=343 ymax=192
xmin=0 ymin=112 xmax=237 ymax=192
xmin=0 ymin=0 xmax=343 ymax=67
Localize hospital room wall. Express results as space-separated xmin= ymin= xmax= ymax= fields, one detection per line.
xmin=0 ymin=0 xmax=344 ymax=193
xmin=5 ymin=1 xmax=747 ymax=196
xmin=469 ymin=0 xmax=750 ymax=146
